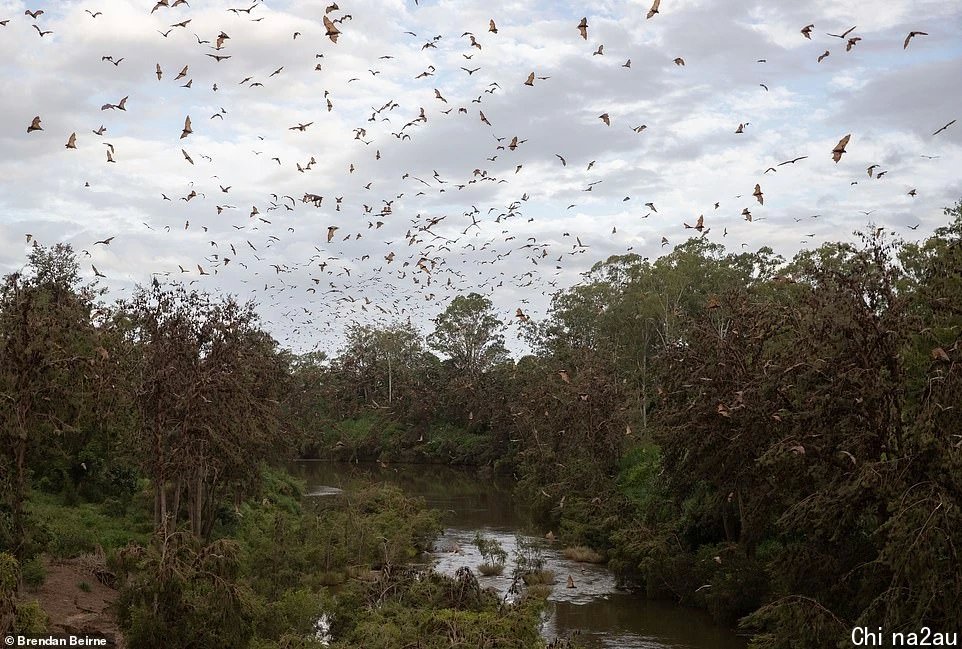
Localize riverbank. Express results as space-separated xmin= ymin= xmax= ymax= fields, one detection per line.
xmin=294 ymin=460 xmax=750 ymax=649
xmin=299 ymin=414 xmax=516 ymax=468
xmin=8 ymin=466 xmax=554 ymax=648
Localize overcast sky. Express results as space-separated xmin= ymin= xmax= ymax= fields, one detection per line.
xmin=1 ymin=0 xmax=960 ymax=355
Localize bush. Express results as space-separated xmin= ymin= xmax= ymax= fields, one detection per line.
xmin=525 ymin=584 xmax=554 ymax=600
xmin=473 ymin=532 xmax=507 ymax=576
xmin=522 ymin=570 xmax=556 ymax=586
xmin=28 ymin=491 xmax=151 ymax=558
xmin=478 ymin=562 xmax=504 ymax=576
xmin=1 ymin=552 xmax=19 ymax=634
xmin=562 ymin=546 xmax=605 ymax=563
xmin=326 ymin=569 xmax=545 ymax=649
xmin=115 ymin=534 xmax=257 ymax=649
xmin=694 ymin=543 xmax=769 ymax=625
xmin=15 ymin=600 xmax=48 ymax=633
xmin=255 ymin=587 xmax=327 ymax=640
xmin=236 ymin=483 xmax=439 ymax=599
xmin=249 ymin=635 xmax=328 ymax=649
xmin=20 ymin=557 xmax=46 ymax=587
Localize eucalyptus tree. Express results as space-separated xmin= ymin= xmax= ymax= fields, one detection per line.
xmin=0 ymin=244 xmax=106 ymax=556
xmin=427 ymin=293 xmax=508 ymax=378
xmin=120 ymin=280 xmax=288 ymax=537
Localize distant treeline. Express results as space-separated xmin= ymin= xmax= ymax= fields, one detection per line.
xmin=291 ymin=202 xmax=962 ymax=646
xmin=2 ymin=203 xmax=961 ymax=646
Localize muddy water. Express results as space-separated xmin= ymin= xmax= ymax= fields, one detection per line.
xmin=289 ymin=461 xmax=749 ymax=649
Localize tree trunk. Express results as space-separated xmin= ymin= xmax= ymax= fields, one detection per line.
xmin=11 ymin=436 xmax=27 ymax=556
xmin=171 ymin=478 xmax=182 ymax=528
xmin=152 ymin=422 xmax=167 ymax=533
xmin=737 ymin=490 xmax=756 ymax=557
xmin=640 ymin=351 xmax=649 ymax=433
xmin=158 ymin=482 xmax=168 ymax=534
xmin=188 ymin=472 xmax=204 ymax=538
xmin=201 ymin=480 xmax=219 ymax=541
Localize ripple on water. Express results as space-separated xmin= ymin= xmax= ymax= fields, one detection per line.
xmin=430 ymin=527 xmax=748 ymax=649
xmin=292 ymin=461 xmax=748 ymax=649
xmin=306 ymin=485 xmax=344 ymax=497
xmin=430 ymin=527 xmax=616 ymax=604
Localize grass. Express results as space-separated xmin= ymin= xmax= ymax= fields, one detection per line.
xmin=525 ymin=584 xmax=553 ymax=600
xmin=477 ymin=562 xmax=504 ymax=576
xmin=27 ymin=490 xmax=153 ymax=558
xmin=562 ymin=545 xmax=605 ymax=563
xmin=521 ymin=569 xmax=556 ymax=586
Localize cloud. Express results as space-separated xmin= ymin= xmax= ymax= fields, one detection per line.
xmin=0 ymin=0 xmax=960 ymax=354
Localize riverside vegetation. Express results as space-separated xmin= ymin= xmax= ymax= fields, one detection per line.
xmin=3 ymin=202 xmax=962 ymax=647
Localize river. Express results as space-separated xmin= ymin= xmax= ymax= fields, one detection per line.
xmin=289 ymin=460 xmax=750 ymax=649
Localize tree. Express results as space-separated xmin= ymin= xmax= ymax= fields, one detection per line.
xmin=339 ymin=322 xmax=430 ymax=409
xmin=427 ymin=293 xmax=508 ymax=378
xmin=0 ymin=244 xmax=106 ymax=556
xmin=120 ymin=280 xmax=289 ymax=538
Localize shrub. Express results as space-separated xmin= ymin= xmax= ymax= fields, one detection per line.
xmin=1 ymin=552 xmax=19 ymax=633
xmin=15 ymin=600 xmax=48 ymax=633
xmin=473 ymin=532 xmax=507 ymax=577
xmin=562 ymin=546 xmax=605 ymax=563
xmin=115 ymin=534 xmax=257 ymax=649
xmin=478 ymin=562 xmax=504 ymax=576
xmin=525 ymin=584 xmax=553 ymax=600
xmin=521 ymin=570 xmax=556 ymax=586
xmin=20 ymin=557 xmax=46 ymax=587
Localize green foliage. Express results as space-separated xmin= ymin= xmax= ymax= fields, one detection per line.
xmin=27 ymin=491 xmax=152 ymax=558
xmin=561 ymin=546 xmax=604 ymax=563
xmin=319 ymin=415 xmax=404 ymax=462
xmin=326 ymin=568 xmax=545 ymax=649
xmin=618 ymin=443 xmax=665 ymax=511
xmin=5 ymin=201 xmax=962 ymax=647
xmin=249 ymin=635 xmax=328 ymax=649
xmin=0 ymin=243 xmax=110 ymax=557
xmin=693 ymin=544 xmax=769 ymax=625
xmin=427 ymin=293 xmax=508 ymax=376
xmin=19 ymin=557 xmax=46 ymax=587
xmin=253 ymin=587 xmax=328 ymax=641
xmin=1 ymin=552 xmax=18 ymax=633
xmin=473 ymin=532 xmax=507 ymax=576
xmin=742 ymin=597 xmax=847 ymax=649
xmin=236 ymin=483 xmax=439 ymax=599
xmin=256 ymin=466 xmax=306 ymax=514
xmin=121 ymin=279 xmax=292 ymax=538
xmin=115 ymin=533 xmax=258 ymax=649
xmin=509 ymin=534 xmax=555 ymax=593
xmin=0 ymin=553 xmax=48 ymax=634
xmin=0 ymin=553 xmax=17 ymax=594
xmin=473 ymin=532 xmax=507 ymax=566
xmin=14 ymin=600 xmax=48 ymax=633
xmin=419 ymin=423 xmax=493 ymax=464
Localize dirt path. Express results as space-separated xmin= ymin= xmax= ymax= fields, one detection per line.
xmin=20 ymin=557 xmax=124 ymax=648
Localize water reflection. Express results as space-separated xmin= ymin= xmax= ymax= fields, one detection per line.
xmin=291 ymin=460 xmax=748 ymax=649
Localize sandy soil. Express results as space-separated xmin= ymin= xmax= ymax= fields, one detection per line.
xmin=20 ymin=557 xmax=124 ymax=648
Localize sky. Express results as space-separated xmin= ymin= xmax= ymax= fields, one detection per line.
xmin=1 ymin=0 xmax=960 ymax=355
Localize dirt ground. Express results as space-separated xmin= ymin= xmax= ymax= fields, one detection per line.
xmin=21 ymin=557 xmax=125 ymax=648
